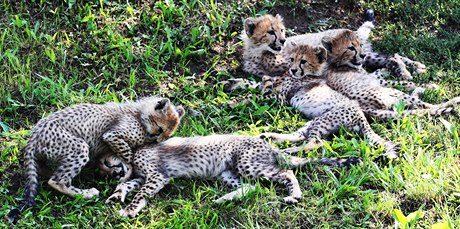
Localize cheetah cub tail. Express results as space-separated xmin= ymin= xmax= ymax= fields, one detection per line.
xmin=7 ymin=143 xmax=39 ymax=224
xmin=317 ymin=156 xmax=363 ymax=167
xmin=281 ymin=153 xmax=362 ymax=168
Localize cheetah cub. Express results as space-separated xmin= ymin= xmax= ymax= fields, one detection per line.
xmin=7 ymin=96 xmax=185 ymax=223
xmin=319 ymin=30 xmax=459 ymax=120
xmin=285 ymin=9 xmax=426 ymax=80
xmin=226 ymin=10 xmax=425 ymax=92
xmin=228 ymin=43 xmax=399 ymax=158
xmin=99 ymin=135 xmax=361 ymax=217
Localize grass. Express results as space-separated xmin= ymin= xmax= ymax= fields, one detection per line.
xmin=1 ymin=0 xmax=460 ymax=228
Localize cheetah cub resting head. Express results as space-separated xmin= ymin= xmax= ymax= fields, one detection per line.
xmin=99 ymin=135 xmax=361 ymax=217
xmin=7 ymin=96 xmax=185 ymax=223
xmin=321 ymin=29 xmax=366 ymax=70
xmin=284 ymin=41 xmax=328 ymax=79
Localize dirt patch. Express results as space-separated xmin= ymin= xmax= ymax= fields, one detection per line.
xmin=7 ymin=172 xmax=24 ymax=196
xmin=269 ymin=1 xmax=367 ymax=34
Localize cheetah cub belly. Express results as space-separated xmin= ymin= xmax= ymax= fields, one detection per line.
xmin=7 ymin=96 xmax=184 ymax=223
xmin=99 ymin=135 xmax=361 ymax=217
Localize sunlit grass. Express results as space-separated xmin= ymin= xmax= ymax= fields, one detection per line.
xmin=1 ymin=0 xmax=460 ymax=228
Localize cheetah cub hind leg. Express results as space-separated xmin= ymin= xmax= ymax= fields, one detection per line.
xmin=395 ymin=54 xmax=427 ymax=75
xmin=213 ymin=184 xmax=257 ymax=203
xmin=258 ymin=122 xmax=311 ymax=144
xmin=46 ymin=136 xmax=100 ymax=199
xmin=214 ymin=170 xmax=257 ymax=203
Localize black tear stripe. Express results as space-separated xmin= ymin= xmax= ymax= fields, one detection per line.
xmin=271 ymin=27 xmax=278 ymax=47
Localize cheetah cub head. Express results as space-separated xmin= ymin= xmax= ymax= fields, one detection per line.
xmin=321 ymin=29 xmax=366 ymax=69
xmin=140 ymin=98 xmax=185 ymax=143
xmin=283 ymin=41 xmax=328 ymax=79
xmin=243 ymin=14 xmax=286 ymax=53
xmin=98 ymin=154 xmax=128 ymax=180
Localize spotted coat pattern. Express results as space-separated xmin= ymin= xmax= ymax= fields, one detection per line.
xmin=322 ymin=30 xmax=459 ymax=120
xmin=100 ymin=135 xmax=361 ymax=217
xmin=7 ymin=96 xmax=185 ymax=223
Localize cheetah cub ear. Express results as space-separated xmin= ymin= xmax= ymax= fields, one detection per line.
xmin=275 ymin=14 xmax=284 ymax=21
xmin=175 ymin=106 xmax=185 ymax=118
xmin=314 ymin=46 xmax=327 ymax=64
xmin=244 ymin=18 xmax=256 ymax=37
xmin=321 ymin=36 xmax=334 ymax=52
xmin=154 ymin=98 xmax=170 ymax=111
xmin=282 ymin=40 xmax=297 ymax=57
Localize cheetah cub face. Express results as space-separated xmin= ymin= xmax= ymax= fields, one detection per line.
xmin=283 ymin=41 xmax=328 ymax=79
xmin=98 ymin=154 xmax=128 ymax=180
xmin=321 ymin=30 xmax=366 ymax=69
xmin=244 ymin=14 xmax=286 ymax=53
xmin=140 ymin=99 xmax=185 ymax=143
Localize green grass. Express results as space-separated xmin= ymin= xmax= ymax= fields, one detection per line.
xmin=1 ymin=0 xmax=460 ymax=228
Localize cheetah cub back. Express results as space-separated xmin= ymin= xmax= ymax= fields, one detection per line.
xmin=7 ymin=96 xmax=185 ymax=223
xmin=99 ymin=135 xmax=361 ymax=217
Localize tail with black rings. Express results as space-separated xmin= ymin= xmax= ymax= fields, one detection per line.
xmin=7 ymin=141 xmax=40 ymax=224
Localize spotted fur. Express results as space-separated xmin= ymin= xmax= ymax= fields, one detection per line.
xmin=231 ymin=44 xmax=399 ymax=158
xmin=229 ymin=11 xmax=425 ymax=92
xmin=100 ymin=135 xmax=361 ymax=217
xmin=241 ymin=14 xmax=288 ymax=77
xmin=321 ymin=30 xmax=459 ymax=120
xmin=7 ymin=96 xmax=185 ymax=223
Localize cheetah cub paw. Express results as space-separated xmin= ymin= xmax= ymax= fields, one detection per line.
xmin=283 ymin=196 xmax=300 ymax=204
xmin=106 ymin=190 xmax=127 ymax=204
xmin=83 ymin=188 xmax=100 ymax=199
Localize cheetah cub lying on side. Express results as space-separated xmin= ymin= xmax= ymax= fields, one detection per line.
xmin=99 ymin=135 xmax=361 ymax=217
xmin=229 ymin=43 xmax=399 ymax=158
xmin=319 ymin=30 xmax=459 ymax=120
xmin=256 ymin=30 xmax=458 ymax=121
xmin=7 ymin=97 xmax=184 ymax=223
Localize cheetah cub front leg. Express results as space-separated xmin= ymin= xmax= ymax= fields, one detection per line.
xmin=102 ymin=126 xmax=138 ymax=182
xmin=106 ymin=178 xmax=144 ymax=204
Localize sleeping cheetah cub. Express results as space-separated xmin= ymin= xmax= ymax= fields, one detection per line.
xmin=231 ymin=43 xmax=399 ymax=158
xmin=99 ymin=135 xmax=361 ymax=217
xmin=319 ymin=30 xmax=459 ymax=119
xmin=7 ymin=96 xmax=185 ymax=223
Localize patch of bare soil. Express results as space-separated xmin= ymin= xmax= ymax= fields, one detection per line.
xmin=269 ymin=1 xmax=368 ymax=33
xmin=7 ymin=172 xmax=24 ymax=196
